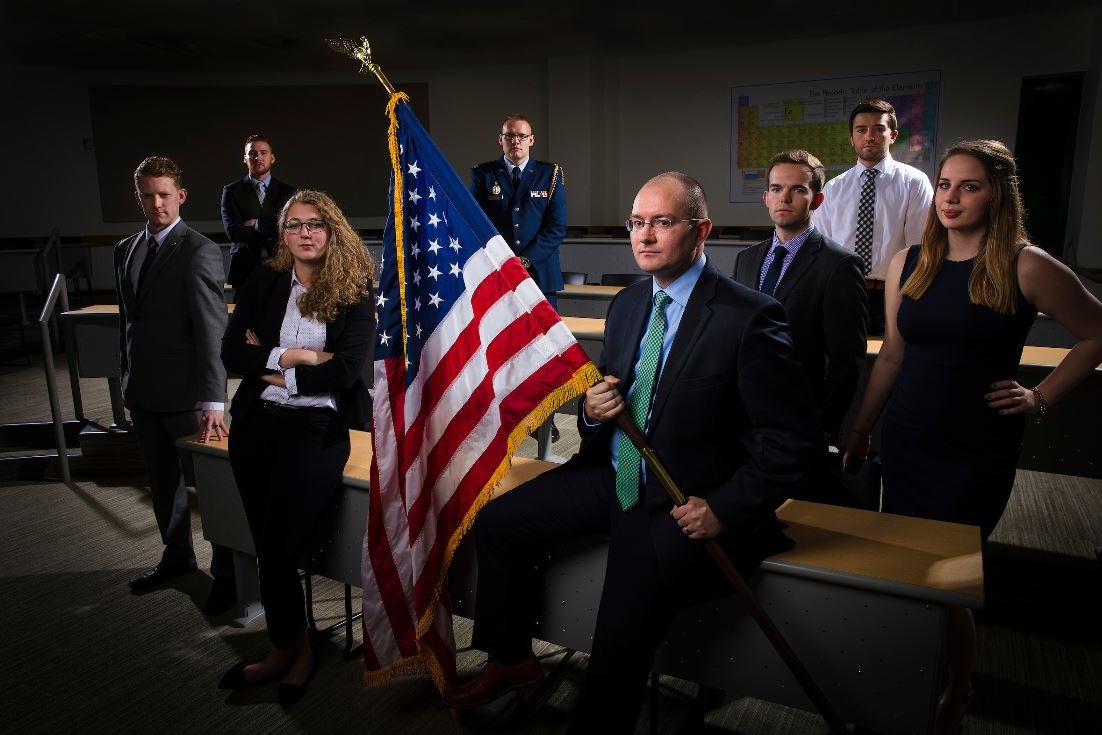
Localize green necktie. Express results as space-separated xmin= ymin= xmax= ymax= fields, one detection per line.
xmin=615 ymin=290 xmax=672 ymax=511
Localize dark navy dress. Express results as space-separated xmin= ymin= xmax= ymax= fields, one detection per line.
xmin=880 ymin=246 xmax=1036 ymax=538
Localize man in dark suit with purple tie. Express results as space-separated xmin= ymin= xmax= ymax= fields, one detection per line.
xmin=735 ymin=150 xmax=869 ymax=508
xmin=734 ymin=149 xmax=868 ymax=448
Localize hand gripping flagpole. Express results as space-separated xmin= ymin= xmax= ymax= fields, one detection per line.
xmin=328 ymin=36 xmax=846 ymax=733
xmin=615 ymin=414 xmax=847 ymax=733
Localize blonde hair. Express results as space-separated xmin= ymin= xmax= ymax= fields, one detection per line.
xmin=901 ymin=139 xmax=1030 ymax=315
xmin=268 ymin=190 xmax=377 ymax=321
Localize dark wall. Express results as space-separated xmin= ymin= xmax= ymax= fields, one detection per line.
xmin=89 ymin=83 xmax=430 ymax=225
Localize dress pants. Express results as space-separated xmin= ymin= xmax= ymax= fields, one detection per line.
xmin=129 ymin=407 xmax=233 ymax=578
xmin=228 ymin=403 xmax=349 ymax=650
xmin=472 ymin=459 xmax=700 ymax=734
xmin=867 ymin=286 xmax=886 ymax=336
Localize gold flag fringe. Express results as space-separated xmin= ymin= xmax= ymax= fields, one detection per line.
xmin=363 ymin=360 xmax=602 ymax=693
xmin=386 ymin=91 xmax=410 ymax=355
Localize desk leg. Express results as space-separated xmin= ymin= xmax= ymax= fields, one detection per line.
xmin=535 ymin=420 xmax=553 ymax=460
xmin=535 ymin=418 xmax=568 ymax=463
xmin=230 ymin=550 xmax=264 ymax=627
xmin=108 ymin=377 xmax=128 ymax=428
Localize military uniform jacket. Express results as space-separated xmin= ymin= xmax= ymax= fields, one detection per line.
xmin=470 ymin=158 xmax=567 ymax=294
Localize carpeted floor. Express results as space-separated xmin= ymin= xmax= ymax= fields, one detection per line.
xmin=2 ymin=312 xmax=1101 ymax=733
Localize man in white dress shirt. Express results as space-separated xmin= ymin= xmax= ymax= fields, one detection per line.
xmin=814 ymin=99 xmax=932 ymax=335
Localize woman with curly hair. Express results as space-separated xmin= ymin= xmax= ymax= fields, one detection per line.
xmin=218 ymin=189 xmax=377 ymax=707
xmin=843 ymin=140 xmax=1102 ymax=732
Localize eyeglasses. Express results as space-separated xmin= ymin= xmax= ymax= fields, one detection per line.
xmin=282 ymin=219 xmax=327 ymax=233
xmin=625 ymin=217 xmax=704 ymax=233
xmin=500 ymin=133 xmax=531 ymax=142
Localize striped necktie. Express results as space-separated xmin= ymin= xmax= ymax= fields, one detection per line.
xmin=615 ymin=290 xmax=672 ymax=511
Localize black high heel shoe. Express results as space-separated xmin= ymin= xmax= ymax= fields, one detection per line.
xmin=277 ymin=653 xmax=318 ymax=709
xmin=219 ymin=660 xmax=263 ymax=690
xmin=218 ymin=654 xmax=288 ymax=690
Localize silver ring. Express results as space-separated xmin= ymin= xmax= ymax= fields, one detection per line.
xmin=682 ymin=527 xmax=690 ymax=535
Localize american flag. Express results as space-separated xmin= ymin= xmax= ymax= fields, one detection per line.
xmin=362 ymin=92 xmax=599 ymax=690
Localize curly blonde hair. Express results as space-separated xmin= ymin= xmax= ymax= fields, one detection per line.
xmin=267 ymin=190 xmax=378 ymax=321
xmin=901 ymin=139 xmax=1031 ymax=315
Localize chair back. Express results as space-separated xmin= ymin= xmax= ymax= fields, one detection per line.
xmin=600 ymin=273 xmax=650 ymax=287
xmin=561 ymin=271 xmax=588 ymax=285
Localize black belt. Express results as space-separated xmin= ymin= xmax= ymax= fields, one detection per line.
xmin=865 ymin=279 xmax=886 ymax=291
xmin=258 ymin=400 xmax=335 ymax=416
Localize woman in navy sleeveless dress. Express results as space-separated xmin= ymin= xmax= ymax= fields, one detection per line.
xmin=843 ymin=140 xmax=1102 ymax=733
xmin=881 ymin=247 xmax=1035 ymax=537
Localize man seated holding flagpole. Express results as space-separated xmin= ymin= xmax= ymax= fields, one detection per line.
xmin=443 ymin=172 xmax=820 ymax=732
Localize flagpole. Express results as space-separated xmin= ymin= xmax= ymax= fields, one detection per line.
xmin=327 ymin=36 xmax=843 ymax=730
xmin=326 ymin=36 xmax=396 ymax=94
xmin=615 ymin=414 xmax=848 ymax=734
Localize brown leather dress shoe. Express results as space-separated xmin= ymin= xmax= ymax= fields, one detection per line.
xmin=443 ymin=656 xmax=544 ymax=709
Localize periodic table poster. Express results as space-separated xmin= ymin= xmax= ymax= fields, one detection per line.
xmin=729 ymin=71 xmax=940 ymax=203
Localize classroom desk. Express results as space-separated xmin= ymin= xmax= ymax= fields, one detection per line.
xmin=864 ymin=337 xmax=1080 ymax=369
xmin=555 ymin=283 xmax=622 ymax=318
xmin=560 ymin=316 xmax=605 ymax=342
xmin=179 ymin=431 xmax=982 ymax=733
xmin=60 ymin=304 xmax=236 ymax=427
xmin=557 ymin=283 xmax=623 ymax=299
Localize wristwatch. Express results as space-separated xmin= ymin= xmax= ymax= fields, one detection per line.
xmin=519 ymin=256 xmax=532 ymax=270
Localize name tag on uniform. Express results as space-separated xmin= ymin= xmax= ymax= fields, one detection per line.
xmin=530 ymin=190 xmax=549 ymax=198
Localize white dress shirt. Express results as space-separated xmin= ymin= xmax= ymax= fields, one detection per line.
xmin=261 ymin=271 xmax=339 ymax=411
xmin=814 ymin=154 xmax=933 ymax=281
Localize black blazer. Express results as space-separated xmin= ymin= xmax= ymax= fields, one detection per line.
xmin=733 ymin=230 xmax=868 ymax=442
xmin=576 ymin=262 xmax=819 ymax=554
xmin=221 ymin=266 xmax=375 ymax=430
xmin=220 ymin=176 xmax=296 ymax=285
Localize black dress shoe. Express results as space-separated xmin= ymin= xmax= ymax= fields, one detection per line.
xmin=443 ymin=656 xmax=544 ymax=709
xmin=128 ymin=562 xmax=197 ymax=592
xmin=203 ymin=577 xmax=238 ymax=615
xmin=277 ymin=653 xmax=318 ymax=709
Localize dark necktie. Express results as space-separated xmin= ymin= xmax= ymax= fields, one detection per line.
xmin=136 ymin=235 xmax=159 ymax=290
xmin=855 ymin=168 xmax=878 ymax=276
xmin=511 ymin=167 xmax=521 ymax=198
xmin=615 ymin=290 xmax=672 ymax=511
xmin=759 ymin=245 xmax=788 ymax=297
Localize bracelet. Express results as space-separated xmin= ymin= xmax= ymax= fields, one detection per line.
xmin=1030 ymin=386 xmax=1048 ymax=423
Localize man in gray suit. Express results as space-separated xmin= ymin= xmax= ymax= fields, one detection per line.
xmin=734 ymin=149 xmax=868 ymax=450
xmin=115 ymin=156 xmax=236 ymax=613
